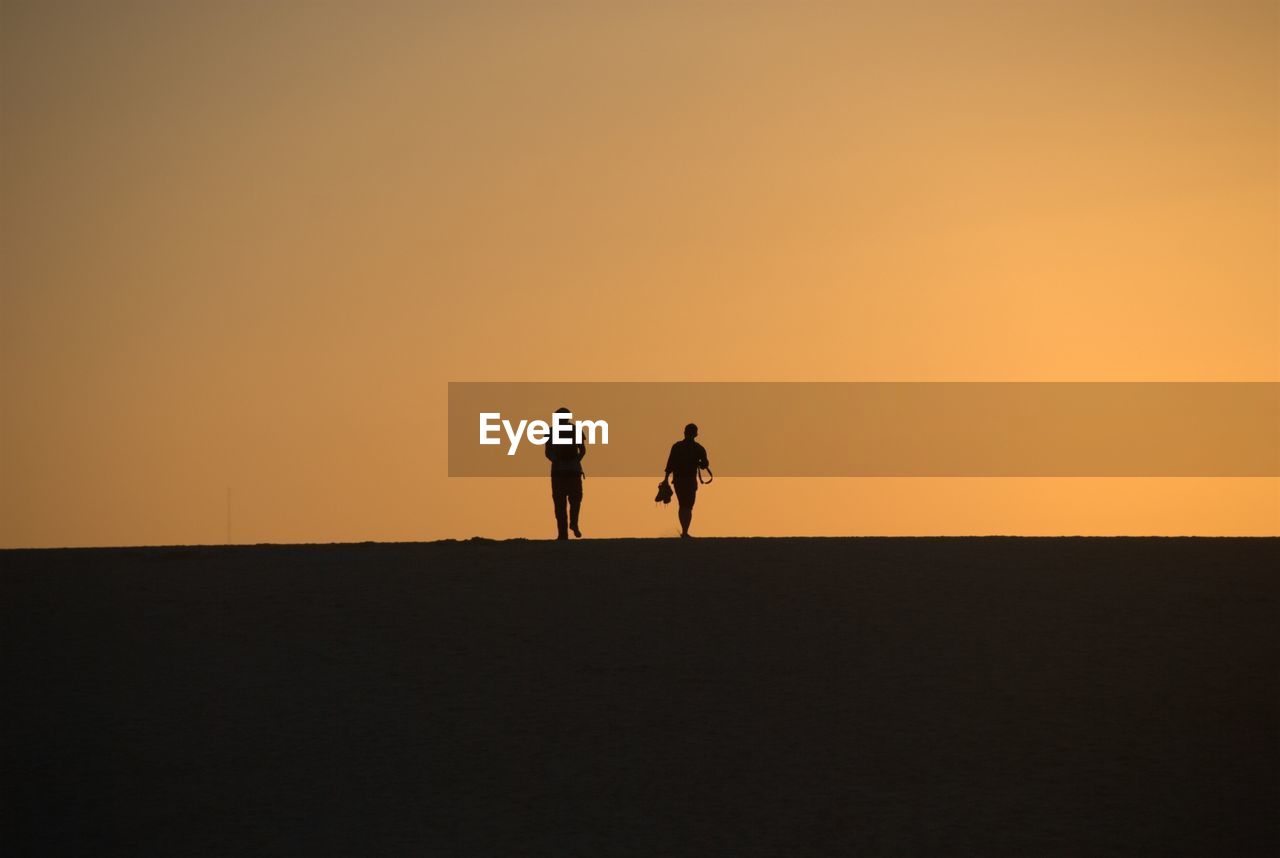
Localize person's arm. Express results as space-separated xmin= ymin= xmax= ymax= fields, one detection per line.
xmin=664 ymin=444 xmax=675 ymax=481
xmin=699 ymin=445 xmax=709 ymax=470
xmin=576 ymin=443 xmax=586 ymax=463
xmin=544 ymin=440 xmax=554 ymax=462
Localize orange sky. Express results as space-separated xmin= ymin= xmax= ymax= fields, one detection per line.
xmin=2 ymin=0 xmax=1276 ymax=547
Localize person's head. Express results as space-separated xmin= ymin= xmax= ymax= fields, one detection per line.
xmin=684 ymin=423 xmax=698 ymax=440
xmin=555 ymin=406 xmax=571 ymax=415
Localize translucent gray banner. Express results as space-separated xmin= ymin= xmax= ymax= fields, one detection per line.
xmin=448 ymin=383 xmax=1278 ymax=477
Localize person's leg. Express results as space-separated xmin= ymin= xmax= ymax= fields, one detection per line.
xmin=674 ymin=478 xmax=696 ymax=536
xmin=551 ymin=476 xmax=569 ymax=539
xmin=567 ymin=474 xmax=583 ymax=538
xmin=678 ymin=507 xmax=692 ymax=536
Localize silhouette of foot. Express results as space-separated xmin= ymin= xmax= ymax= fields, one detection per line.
xmin=571 ymin=526 xmax=582 ymax=538
xmin=680 ymin=532 xmax=692 ymax=538
xmin=556 ymin=533 xmax=569 ymax=541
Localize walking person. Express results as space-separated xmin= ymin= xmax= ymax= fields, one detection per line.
xmin=663 ymin=423 xmax=711 ymax=538
xmin=546 ymin=407 xmax=586 ymax=539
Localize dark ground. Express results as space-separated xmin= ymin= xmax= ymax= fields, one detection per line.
xmin=2 ymin=537 xmax=1277 ymax=856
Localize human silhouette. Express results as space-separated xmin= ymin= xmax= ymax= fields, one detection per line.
xmin=545 ymin=406 xmax=586 ymax=539
xmin=663 ymin=423 xmax=711 ymax=538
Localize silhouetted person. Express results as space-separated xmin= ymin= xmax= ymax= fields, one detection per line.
xmin=545 ymin=406 xmax=585 ymax=540
xmin=664 ymin=423 xmax=710 ymax=538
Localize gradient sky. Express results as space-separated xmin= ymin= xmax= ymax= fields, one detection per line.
xmin=2 ymin=0 xmax=1276 ymax=547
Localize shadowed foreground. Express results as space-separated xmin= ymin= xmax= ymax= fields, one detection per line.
xmin=3 ymin=537 xmax=1277 ymax=856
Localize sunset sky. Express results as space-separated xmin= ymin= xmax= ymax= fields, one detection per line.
xmin=2 ymin=0 xmax=1276 ymax=547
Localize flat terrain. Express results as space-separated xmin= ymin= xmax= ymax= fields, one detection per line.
xmin=3 ymin=537 xmax=1276 ymax=856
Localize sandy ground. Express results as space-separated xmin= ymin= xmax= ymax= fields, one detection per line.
xmin=3 ymin=537 xmax=1277 ymax=856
